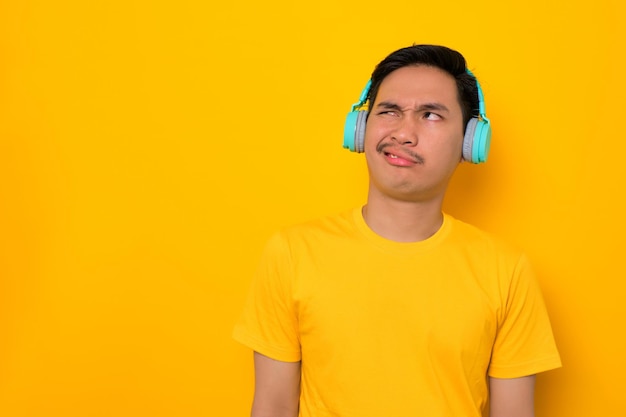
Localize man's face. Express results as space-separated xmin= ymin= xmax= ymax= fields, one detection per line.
xmin=364 ymin=65 xmax=465 ymax=203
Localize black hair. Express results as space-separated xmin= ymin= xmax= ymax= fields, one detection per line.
xmin=367 ymin=44 xmax=479 ymax=127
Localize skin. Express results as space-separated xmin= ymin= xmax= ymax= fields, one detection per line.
xmin=252 ymin=65 xmax=536 ymax=417
xmin=490 ymin=375 xmax=536 ymax=417
xmin=362 ymin=65 xmax=466 ymax=242
xmin=251 ymin=352 xmax=300 ymax=417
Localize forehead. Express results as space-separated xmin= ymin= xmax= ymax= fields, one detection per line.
xmin=375 ymin=65 xmax=461 ymax=110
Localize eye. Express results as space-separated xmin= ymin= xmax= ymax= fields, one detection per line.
xmin=378 ymin=110 xmax=399 ymax=117
xmin=423 ymin=112 xmax=442 ymax=121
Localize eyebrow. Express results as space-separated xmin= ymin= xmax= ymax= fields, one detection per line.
xmin=376 ymin=101 xmax=450 ymax=113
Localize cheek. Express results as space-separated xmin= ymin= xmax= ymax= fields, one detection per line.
xmin=363 ymin=125 xmax=397 ymax=157
xmin=425 ymin=136 xmax=464 ymax=166
xmin=441 ymin=127 xmax=465 ymax=151
xmin=363 ymin=129 xmax=380 ymax=154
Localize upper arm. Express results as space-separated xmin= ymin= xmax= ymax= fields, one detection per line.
xmin=489 ymin=375 xmax=536 ymax=417
xmin=252 ymin=351 xmax=301 ymax=417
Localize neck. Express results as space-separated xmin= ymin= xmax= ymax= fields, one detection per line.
xmin=362 ymin=195 xmax=444 ymax=243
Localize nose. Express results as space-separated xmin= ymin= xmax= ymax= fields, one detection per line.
xmin=391 ymin=116 xmax=418 ymax=146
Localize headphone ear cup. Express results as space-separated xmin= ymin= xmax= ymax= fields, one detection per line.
xmin=354 ymin=111 xmax=367 ymax=153
xmin=343 ymin=110 xmax=368 ymax=153
xmin=343 ymin=111 xmax=359 ymax=152
xmin=463 ymin=118 xmax=491 ymax=163
xmin=472 ymin=119 xmax=491 ymax=163
xmin=463 ymin=118 xmax=478 ymax=162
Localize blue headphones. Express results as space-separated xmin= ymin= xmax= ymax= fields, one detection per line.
xmin=342 ymin=70 xmax=491 ymax=164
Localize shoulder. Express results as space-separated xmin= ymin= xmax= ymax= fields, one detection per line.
xmin=277 ymin=209 xmax=358 ymax=243
xmin=445 ymin=214 xmax=523 ymax=258
xmin=258 ymin=209 xmax=360 ymax=262
xmin=443 ymin=214 xmax=530 ymax=282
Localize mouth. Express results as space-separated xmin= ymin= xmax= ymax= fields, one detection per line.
xmin=385 ymin=151 xmax=408 ymax=162
xmin=378 ymin=145 xmax=424 ymax=165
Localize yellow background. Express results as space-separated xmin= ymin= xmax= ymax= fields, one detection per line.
xmin=1 ymin=0 xmax=624 ymax=415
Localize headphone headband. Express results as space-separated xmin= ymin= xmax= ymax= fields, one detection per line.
xmin=466 ymin=69 xmax=488 ymax=122
xmin=350 ymin=80 xmax=371 ymax=112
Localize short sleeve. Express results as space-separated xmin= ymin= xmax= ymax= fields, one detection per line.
xmin=232 ymin=232 xmax=301 ymax=362
xmin=488 ymin=254 xmax=561 ymax=378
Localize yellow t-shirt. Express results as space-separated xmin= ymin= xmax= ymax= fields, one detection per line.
xmin=233 ymin=208 xmax=561 ymax=417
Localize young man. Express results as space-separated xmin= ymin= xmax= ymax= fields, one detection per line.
xmin=233 ymin=45 xmax=561 ymax=417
